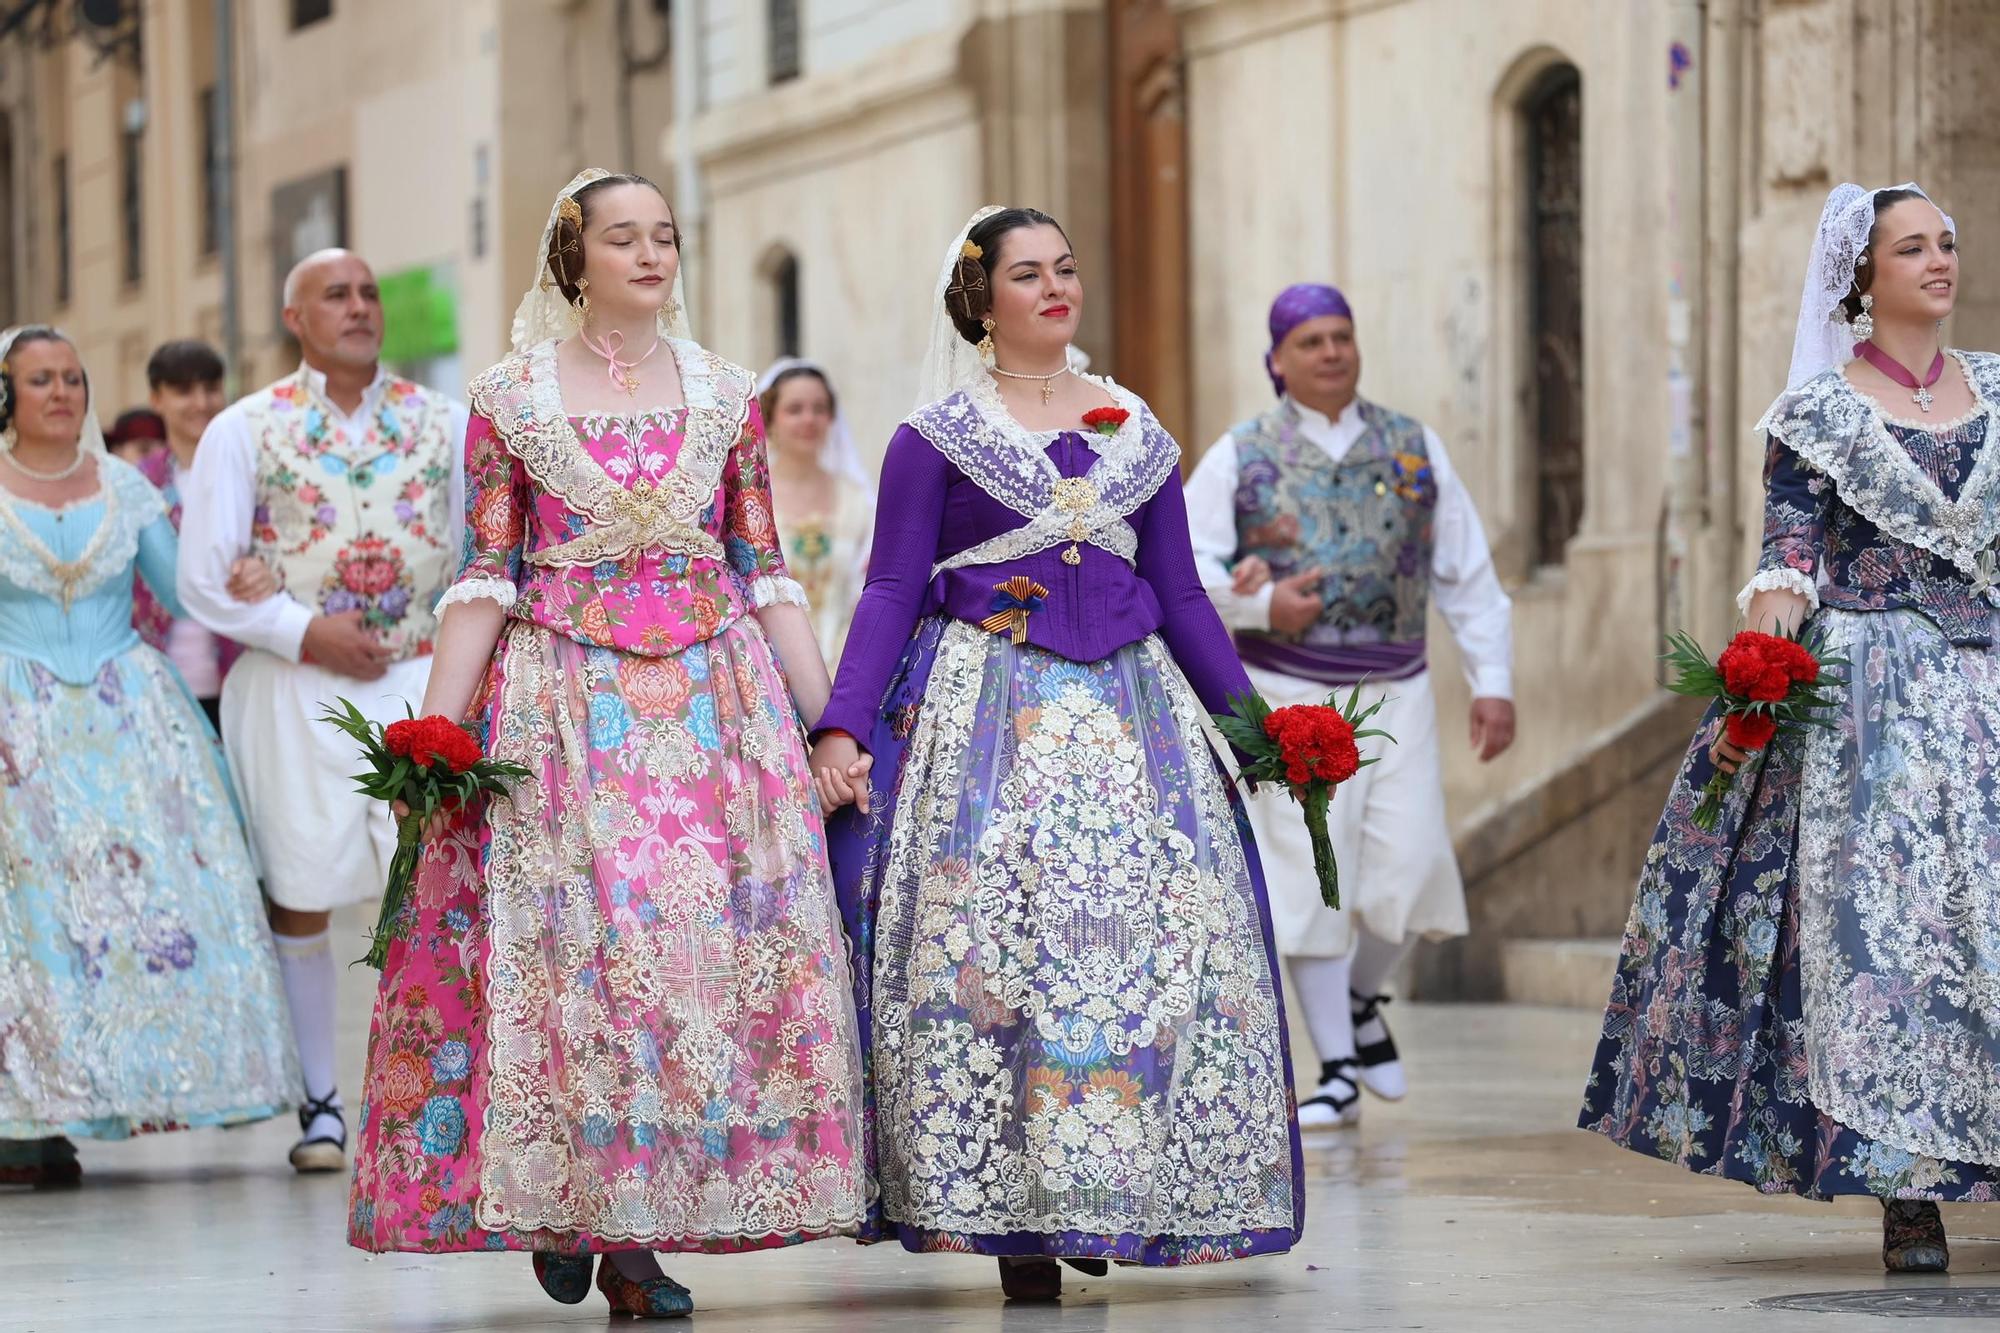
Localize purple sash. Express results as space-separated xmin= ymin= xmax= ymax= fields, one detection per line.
xmin=1234 ymin=632 xmax=1426 ymax=685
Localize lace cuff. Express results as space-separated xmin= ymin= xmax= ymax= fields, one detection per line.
xmin=436 ymin=576 xmax=518 ymax=613
xmin=1735 ymin=567 xmax=1818 ymax=618
xmin=750 ymin=575 xmax=810 ymax=610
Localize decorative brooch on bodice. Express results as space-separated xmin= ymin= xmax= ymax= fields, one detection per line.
xmin=1051 ymin=476 xmax=1098 ymax=565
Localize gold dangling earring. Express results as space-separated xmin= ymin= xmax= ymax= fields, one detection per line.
xmin=1853 ymin=293 xmax=1875 ymax=342
xmin=978 ymin=316 xmax=996 ymax=363
xmin=663 ymin=295 xmax=682 ymax=326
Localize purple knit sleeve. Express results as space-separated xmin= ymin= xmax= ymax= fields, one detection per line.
xmin=815 ymin=424 xmax=950 ymax=743
xmin=1135 ymin=475 xmax=1256 ymax=717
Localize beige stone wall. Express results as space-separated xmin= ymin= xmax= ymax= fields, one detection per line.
xmin=1181 ymin=0 xmax=1694 ymax=834
xmin=0 ymin=0 xmax=673 ymax=406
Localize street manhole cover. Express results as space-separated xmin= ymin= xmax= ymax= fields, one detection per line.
xmin=1757 ymin=1289 xmax=2000 ymax=1317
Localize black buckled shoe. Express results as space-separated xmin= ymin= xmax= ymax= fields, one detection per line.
xmin=288 ymin=1091 xmax=347 ymax=1174
xmin=1298 ymin=1057 xmax=1362 ymax=1130
xmin=1350 ymin=990 xmax=1407 ymax=1101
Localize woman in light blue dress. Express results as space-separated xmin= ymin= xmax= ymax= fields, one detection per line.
xmin=0 ymin=325 xmax=297 ymax=1186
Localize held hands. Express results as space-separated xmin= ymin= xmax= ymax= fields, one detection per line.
xmin=226 ymin=555 xmax=279 ymax=602
xmin=810 ymin=733 xmax=874 ymax=816
xmin=1469 ymin=697 xmax=1516 ymax=762
xmin=1268 ymin=567 xmax=1326 ymax=636
xmin=303 ymin=609 xmax=393 ymax=681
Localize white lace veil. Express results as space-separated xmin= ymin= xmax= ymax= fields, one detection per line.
xmin=509 ymin=168 xmax=695 ymax=355
xmin=914 ymin=205 xmax=1005 ymax=410
xmin=1780 ymin=182 xmax=1955 ymax=391
xmin=0 ymin=324 xmax=108 ymax=459
xmin=756 ymin=357 xmax=870 ymax=489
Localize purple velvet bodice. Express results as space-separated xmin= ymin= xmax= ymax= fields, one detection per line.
xmin=818 ymin=420 xmax=1253 ymax=740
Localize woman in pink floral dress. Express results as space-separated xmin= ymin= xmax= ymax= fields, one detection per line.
xmin=345 ymin=170 xmax=865 ymax=1320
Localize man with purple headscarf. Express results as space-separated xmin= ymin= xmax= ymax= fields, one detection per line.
xmin=1185 ymin=282 xmax=1515 ymax=1130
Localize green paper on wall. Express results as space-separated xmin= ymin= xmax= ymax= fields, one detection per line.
xmin=377 ymin=265 xmax=459 ymax=363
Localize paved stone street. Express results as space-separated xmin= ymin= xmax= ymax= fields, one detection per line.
xmin=8 ymin=908 xmax=1996 ymax=1331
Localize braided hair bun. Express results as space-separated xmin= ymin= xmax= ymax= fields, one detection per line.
xmin=944 ymin=208 xmax=1067 ymax=346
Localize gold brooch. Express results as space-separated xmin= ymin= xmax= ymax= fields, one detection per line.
xmin=1051 ymin=477 xmax=1097 ymax=565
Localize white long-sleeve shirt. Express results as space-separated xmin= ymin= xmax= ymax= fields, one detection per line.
xmin=1185 ymin=396 xmax=1514 ymax=700
xmin=177 ymin=366 xmax=468 ymax=662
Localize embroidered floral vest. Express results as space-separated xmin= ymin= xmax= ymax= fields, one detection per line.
xmin=243 ymin=369 xmax=458 ymax=661
xmin=1231 ymin=399 xmax=1438 ymax=645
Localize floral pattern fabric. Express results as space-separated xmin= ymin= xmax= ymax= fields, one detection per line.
xmin=1584 ymin=388 xmax=2000 ymax=1199
xmin=0 ymin=485 xmax=296 ymax=1140
xmin=242 ymin=370 xmax=459 ymax=661
xmin=827 ymin=616 xmax=1303 ymax=1264
xmin=1753 ymin=352 xmax=2000 ymax=645
xmin=446 ymin=339 xmax=802 ymax=651
xmin=1230 ymin=398 xmax=1437 ymax=646
xmin=349 ymin=363 xmax=864 ymax=1256
xmin=130 ymin=448 xmax=241 ymax=685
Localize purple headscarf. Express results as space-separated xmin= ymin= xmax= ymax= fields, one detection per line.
xmin=1265 ymin=283 xmax=1353 ymax=396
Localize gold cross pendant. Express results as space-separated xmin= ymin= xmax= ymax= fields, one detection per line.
xmin=1040 ymin=381 xmax=1055 ymax=405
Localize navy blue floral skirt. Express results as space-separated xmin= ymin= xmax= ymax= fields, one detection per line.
xmin=1579 ymin=699 xmax=2000 ymax=1201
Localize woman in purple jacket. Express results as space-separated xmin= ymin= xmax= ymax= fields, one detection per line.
xmin=809 ymin=207 xmax=1304 ymax=1302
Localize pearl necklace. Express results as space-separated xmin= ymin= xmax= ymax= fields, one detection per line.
xmin=990 ymin=363 xmax=1071 ymax=406
xmin=2 ymin=447 xmax=88 ymax=482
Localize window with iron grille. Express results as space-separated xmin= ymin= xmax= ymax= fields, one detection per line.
xmin=1525 ymin=65 xmax=1583 ymax=568
xmin=768 ymin=0 xmax=800 ymax=84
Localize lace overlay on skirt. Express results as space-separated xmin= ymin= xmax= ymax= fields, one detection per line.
xmin=866 ymin=621 xmax=1296 ymax=1241
xmin=1798 ymin=608 xmax=2000 ymax=1166
xmin=347 ymin=616 xmax=866 ymax=1253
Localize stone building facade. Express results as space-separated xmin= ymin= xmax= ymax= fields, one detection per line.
xmin=7 ymin=0 xmax=1998 ymax=995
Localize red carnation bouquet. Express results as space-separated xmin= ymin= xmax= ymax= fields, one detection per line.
xmin=320 ymin=700 xmax=531 ymax=968
xmin=1663 ymin=627 xmax=1846 ymax=830
xmin=1082 ymin=406 xmax=1129 ymax=437
xmin=1213 ymin=686 xmax=1393 ymax=909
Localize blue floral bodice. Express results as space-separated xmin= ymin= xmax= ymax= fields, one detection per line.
xmin=1754 ymin=351 xmax=2000 ymax=646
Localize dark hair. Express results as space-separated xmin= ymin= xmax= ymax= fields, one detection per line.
xmin=146 ymin=339 xmax=225 ymax=390
xmin=545 ymin=173 xmax=675 ymax=307
xmin=1841 ymin=187 xmax=1933 ymax=321
xmin=759 ymin=366 xmax=837 ymax=427
xmin=943 ymin=207 xmax=1070 ymax=346
xmin=0 ymin=326 xmax=83 ymax=434
xmin=108 ymin=408 xmax=166 ymax=445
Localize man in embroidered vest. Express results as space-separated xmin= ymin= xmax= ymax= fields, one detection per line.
xmin=1186 ymin=282 xmax=1515 ymax=1130
xmin=179 ymin=249 xmax=467 ymax=1172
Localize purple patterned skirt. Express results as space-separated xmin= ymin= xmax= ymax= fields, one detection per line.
xmin=827 ymin=616 xmax=1304 ymax=1265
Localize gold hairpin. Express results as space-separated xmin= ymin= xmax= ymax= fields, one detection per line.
xmin=558 ymin=196 xmax=583 ymax=230
xmin=960 ymin=240 xmax=983 ymax=260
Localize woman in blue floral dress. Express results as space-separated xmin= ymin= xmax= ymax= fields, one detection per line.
xmin=1582 ymin=184 xmax=2000 ymax=1274
xmin=0 ymin=326 xmax=297 ymax=1186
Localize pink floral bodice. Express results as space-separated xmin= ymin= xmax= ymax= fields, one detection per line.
xmin=449 ymin=339 xmax=802 ymax=657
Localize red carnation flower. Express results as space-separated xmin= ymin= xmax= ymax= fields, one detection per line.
xmin=1081 ymin=406 xmax=1130 ymax=438
xmin=383 ymin=718 xmax=423 ymax=757
xmin=1724 ymin=711 xmax=1777 ymax=751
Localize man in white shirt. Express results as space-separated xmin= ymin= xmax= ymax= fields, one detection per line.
xmin=179 ymin=250 xmax=467 ymax=1172
xmin=1186 ymin=283 xmax=1515 ymax=1129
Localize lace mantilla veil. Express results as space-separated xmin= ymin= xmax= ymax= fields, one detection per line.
xmin=756 ymin=356 xmax=870 ymax=490
xmin=508 ymin=168 xmax=695 ymax=355
xmin=913 ymin=205 xmax=1006 ymax=410
xmin=1775 ymin=181 xmax=1955 ymax=395
xmin=0 ymin=324 xmax=110 ymax=459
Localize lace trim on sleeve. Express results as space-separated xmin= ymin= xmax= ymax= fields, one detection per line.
xmin=436 ymin=576 xmax=518 ymax=613
xmin=750 ymin=574 xmax=810 ymax=610
xmin=1736 ymin=567 xmax=1818 ymax=617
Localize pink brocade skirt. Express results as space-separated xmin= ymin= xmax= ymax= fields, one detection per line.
xmin=345 ymin=617 xmax=867 ymax=1255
